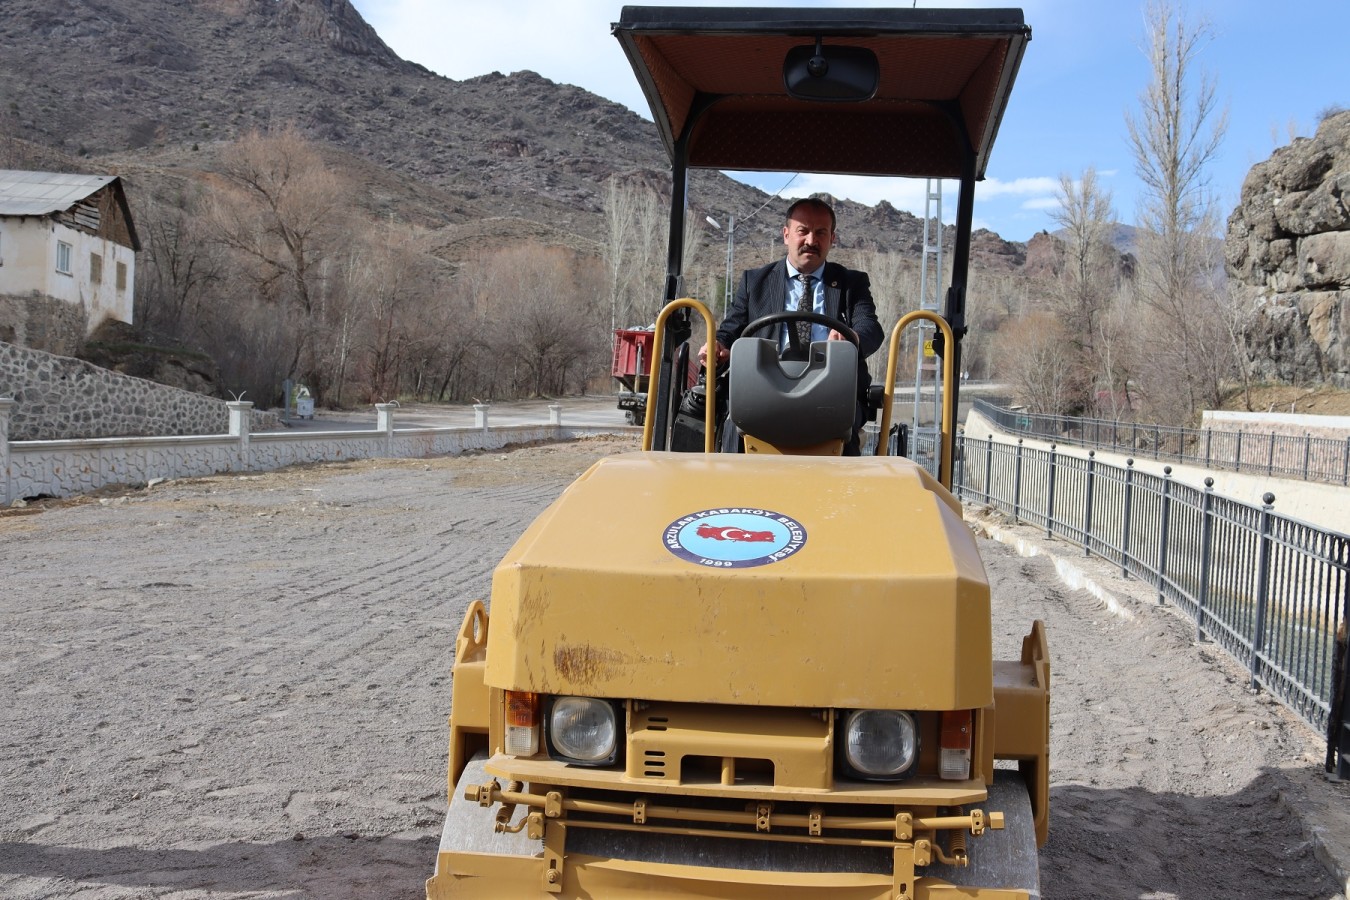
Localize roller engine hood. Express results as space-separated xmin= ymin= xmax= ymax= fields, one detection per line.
xmin=484 ymin=452 xmax=992 ymax=710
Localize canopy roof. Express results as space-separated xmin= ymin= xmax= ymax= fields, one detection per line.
xmin=612 ymin=7 xmax=1030 ymax=180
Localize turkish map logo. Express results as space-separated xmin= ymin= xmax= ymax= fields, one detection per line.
xmin=663 ymin=508 xmax=807 ymax=568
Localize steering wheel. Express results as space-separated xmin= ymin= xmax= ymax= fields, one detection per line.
xmin=743 ymin=310 xmax=859 ymax=358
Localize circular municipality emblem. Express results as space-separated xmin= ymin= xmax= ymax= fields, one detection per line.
xmin=663 ymin=508 xmax=807 ymax=569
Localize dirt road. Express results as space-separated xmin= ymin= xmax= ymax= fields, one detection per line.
xmin=1 ymin=436 xmax=1343 ymax=898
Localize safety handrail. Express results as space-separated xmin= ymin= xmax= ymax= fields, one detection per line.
xmin=641 ymin=298 xmax=719 ymax=453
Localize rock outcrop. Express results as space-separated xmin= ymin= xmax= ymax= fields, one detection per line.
xmin=1225 ymin=110 xmax=1350 ymax=385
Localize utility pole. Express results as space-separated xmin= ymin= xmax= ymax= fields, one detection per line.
xmin=912 ymin=178 xmax=944 ymax=472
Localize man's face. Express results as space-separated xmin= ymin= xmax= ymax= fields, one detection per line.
xmin=782 ymin=206 xmax=834 ymax=271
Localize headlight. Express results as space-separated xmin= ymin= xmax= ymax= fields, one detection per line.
xmin=841 ymin=710 xmax=918 ymax=779
xmin=546 ymin=697 xmax=620 ymax=765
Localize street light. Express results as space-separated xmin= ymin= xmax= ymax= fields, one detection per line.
xmin=705 ymin=215 xmax=736 ymax=317
xmin=706 ymin=174 xmax=800 ymax=318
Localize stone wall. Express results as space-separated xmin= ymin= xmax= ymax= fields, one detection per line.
xmin=0 ymin=340 xmax=277 ymax=440
xmin=1225 ymin=110 xmax=1350 ymax=386
xmin=0 ymin=292 xmax=88 ymax=357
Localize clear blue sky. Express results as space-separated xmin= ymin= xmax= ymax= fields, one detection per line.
xmin=349 ymin=0 xmax=1346 ymax=242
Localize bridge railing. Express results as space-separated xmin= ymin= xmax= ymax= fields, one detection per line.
xmin=954 ymin=433 xmax=1350 ymax=778
xmin=972 ymin=398 xmax=1350 ymax=486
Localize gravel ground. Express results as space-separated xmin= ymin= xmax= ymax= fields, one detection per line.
xmin=1 ymin=435 xmax=1345 ymax=899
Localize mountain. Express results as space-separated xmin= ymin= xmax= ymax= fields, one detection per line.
xmin=0 ymin=0 xmax=1022 ymax=265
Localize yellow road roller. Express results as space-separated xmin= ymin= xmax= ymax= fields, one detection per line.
xmin=428 ymin=7 xmax=1047 ymax=898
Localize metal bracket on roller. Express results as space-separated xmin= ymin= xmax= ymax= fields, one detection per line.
xmin=755 ymin=802 xmax=773 ymax=833
xmin=892 ymin=845 xmax=916 ymax=900
xmin=526 ymin=811 xmax=545 ymax=841
xmin=971 ymin=808 xmax=1006 ymax=836
xmin=541 ymin=820 xmax=567 ymax=893
xmin=470 ymin=780 xmax=498 ymax=807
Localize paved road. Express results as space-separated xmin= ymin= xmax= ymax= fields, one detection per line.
xmin=283 ymin=381 xmax=1009 ymax=434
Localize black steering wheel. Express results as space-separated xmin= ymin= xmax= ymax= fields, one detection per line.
xmin=743 ymin=310 xmax=859 ymax=358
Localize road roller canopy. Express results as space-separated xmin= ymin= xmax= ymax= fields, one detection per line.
xmin=611 ymin=6 xmax=1030 ymax=180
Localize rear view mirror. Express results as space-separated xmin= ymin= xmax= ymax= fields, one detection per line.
xmin=783 ymin=41 xmax=879 ymax=102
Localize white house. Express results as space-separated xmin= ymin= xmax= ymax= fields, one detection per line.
xmin=0 ymin=170 xmax=141 ymax=335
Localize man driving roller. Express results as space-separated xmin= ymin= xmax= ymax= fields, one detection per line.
xmin=698 ymin=197 xmax=884 ymax=455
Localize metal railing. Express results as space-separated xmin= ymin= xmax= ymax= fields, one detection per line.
xmin=952 ymin=434 xmax=1350 ymax=778
xmin=973 ymin=399 xmax=1350 ymax=486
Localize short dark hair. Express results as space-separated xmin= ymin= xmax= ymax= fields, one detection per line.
xmin=784 ymin=197 xmax=836 ymax=231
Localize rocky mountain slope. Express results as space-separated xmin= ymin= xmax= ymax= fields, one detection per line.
xmin=0 ymin=0 xmax=1013 ymax=266
xmin=1225 ymin=110 xmax=1350 ymax=387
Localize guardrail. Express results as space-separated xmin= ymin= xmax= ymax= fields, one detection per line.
xmin=0 ymin=399 xmax=627 ymax=506
xmin=953 ymin=433 xmax=1350 ymax=778
xmin=973 ymin=399 xmax=1350 ymax=486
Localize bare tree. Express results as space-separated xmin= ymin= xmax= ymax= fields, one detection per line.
xmin=851 ymin=249 xmax=918 ymax=332
xmin=629 ymin=186 xmax=666 ymax=322
xmin=1221 ymin=281 xmax=1261 ymax=412
xmin=602 ymin=177 xmax=637 ymax=336
xmin=602 ymin=177 xmax=665 ymax=330
xmin=341 ymin=223 xmax=442 ymax=404
xmin=1048 ymin=167 xmax=1122 ymax=414
xmin=1124 ymin=0 xmax=1232 ymax=423
xmin=847 ymin=248 xmax=920 ymax=374
xmin=470 ymin=244 xmax=605 ymax=398
xmin=132 ymin=189 xmax=225 ymax=340
xmin=1093 ymin=296 xmax=1137 ymax=421
xmin=206 ymin=125 xmax=351 ymax=400
xmin=996 ymin=311 xmax=1076 ymax=415
xmin=966 ymin=272 xmax=1032 ymax=382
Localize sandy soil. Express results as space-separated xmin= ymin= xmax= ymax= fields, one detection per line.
xmin=1225 ymin=384 xmax=1350 ymax=417
xmin=1 ymin=436 xmax=1344 ymax=899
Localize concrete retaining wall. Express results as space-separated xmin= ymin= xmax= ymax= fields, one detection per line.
xmin=1 ymin=400 xmax=622 ymax=505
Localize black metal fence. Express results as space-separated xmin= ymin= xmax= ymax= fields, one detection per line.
xmin=973 ymin=399 xmax=1350 ymax=486
xmin=952 ymin=434 xmax=1350 ymax=778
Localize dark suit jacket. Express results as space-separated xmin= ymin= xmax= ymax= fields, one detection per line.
xmin=716 ymin=259 xmax=885 ymax=392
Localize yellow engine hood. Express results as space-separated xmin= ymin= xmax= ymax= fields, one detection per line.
xmin=483 ymin=452 xmax=991 ymax=710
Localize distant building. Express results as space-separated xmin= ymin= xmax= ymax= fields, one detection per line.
xmin=0 ymin=170 xmax=141 ymax=337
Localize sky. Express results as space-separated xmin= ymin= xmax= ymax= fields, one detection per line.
xmin=348 ymin=0 xmax=1346 ymax=243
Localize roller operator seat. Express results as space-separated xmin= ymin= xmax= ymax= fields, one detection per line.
xmin=726 ymin=336 xmax=859 ymax=454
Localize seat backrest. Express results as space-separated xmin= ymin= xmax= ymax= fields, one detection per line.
xmin=727 ymin=338 xmax=857 ymax=449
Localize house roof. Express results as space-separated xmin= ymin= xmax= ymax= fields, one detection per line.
xmin=0 ymin=169 xmax=140 ymax=251
xmin=0 ymin=170 xmax=119 ymax=216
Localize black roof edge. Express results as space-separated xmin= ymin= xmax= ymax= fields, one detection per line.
xmin=614 ymin=6 xmax=1027 ymax=36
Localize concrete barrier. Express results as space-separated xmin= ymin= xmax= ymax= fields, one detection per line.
xmin=0 ymin=398 xmax=632 ymax=505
